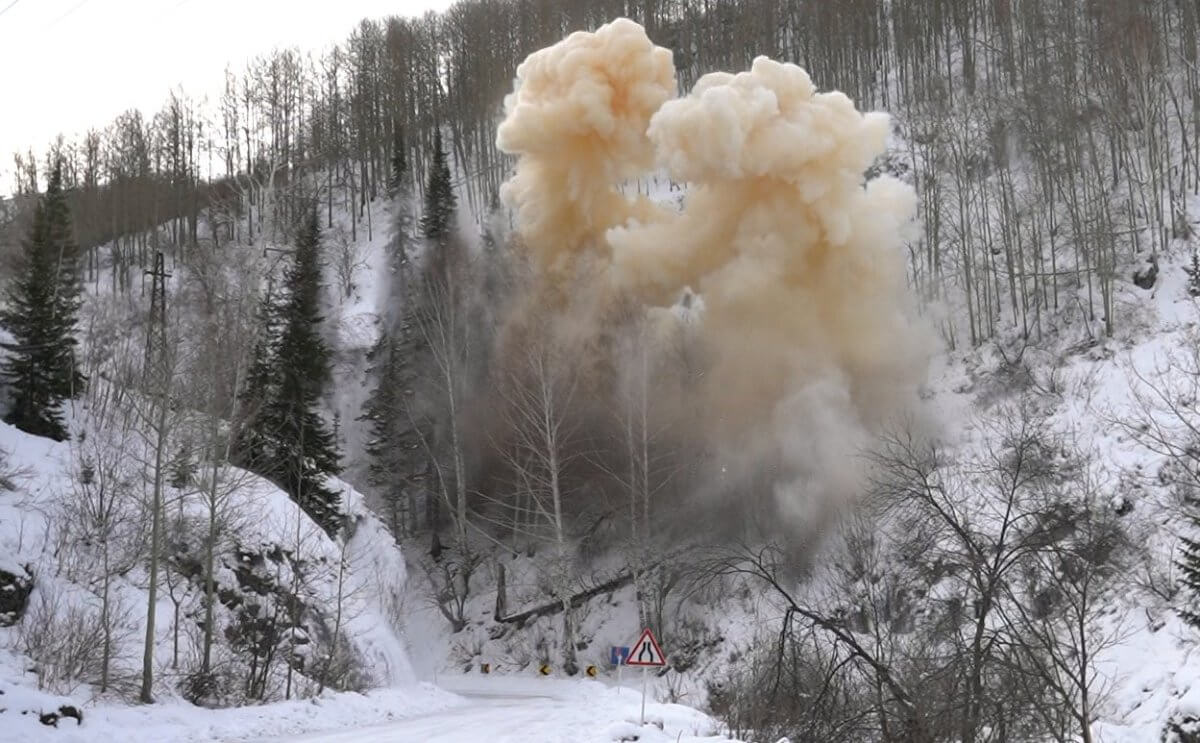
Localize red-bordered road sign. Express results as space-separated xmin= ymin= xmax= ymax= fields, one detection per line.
xmin=625 ymin=628 xmax=667 ymax=667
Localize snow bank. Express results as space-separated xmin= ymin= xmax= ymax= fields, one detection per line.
xmin=5 ymin=682 xmax=462 ymax=743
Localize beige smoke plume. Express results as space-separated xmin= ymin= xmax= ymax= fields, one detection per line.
xmin=497 ymin=19 xmax=934 ymax=526
xmin=495 ymin=18 xmax=674 ymax=277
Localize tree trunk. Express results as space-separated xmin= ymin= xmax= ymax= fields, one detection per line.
xmin=100 ymin=551 xmax=111 ymax=692
xmin=140 ymin=400 xmax=168 ymax=704
xmin=202 ymin=460 xmax=218 ymax=674
xmin=172 ymin=600 xmax=180 ymax=669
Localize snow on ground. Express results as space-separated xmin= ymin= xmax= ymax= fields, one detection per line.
xmin=3 ymin=679 xmax=461 ymax=743
xmin=2 ymin=661 xmax=736 ymax=743
xmin=0 ymin=408 xmax=419 ymax=723
xmin=0 ymin=176 xmax=756 ymax=741
xmin=910 ymin=240 xmax=1200 ymax=740
xmin=262 ymin=675 xmax=736 ymax=743
xmin=330 ymin=479 xmax=414 ymax=685
xmin=8 ymin=156 xmax=1199 ymax=740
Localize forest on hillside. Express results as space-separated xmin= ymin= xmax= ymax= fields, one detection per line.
xmin=2 ymin=0 xmax=1196 ymax=346
xmin=2 ymin=2 xmax=1200 ymax=741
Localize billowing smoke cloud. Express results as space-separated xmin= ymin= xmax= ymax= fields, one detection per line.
xmin=497 ymin=18 xmax=935 ymax=529
xmin=496 ymin=19 xmax=675 ymax=276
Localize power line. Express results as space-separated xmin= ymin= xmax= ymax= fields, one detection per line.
xmin=0 ymin=1 xmax=21 ymax=19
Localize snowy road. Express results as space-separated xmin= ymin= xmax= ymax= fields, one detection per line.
xmin=263 ymin=675 xmax=734 ymax=743
xmin=276 ymin=694 xmax=594 ymax=742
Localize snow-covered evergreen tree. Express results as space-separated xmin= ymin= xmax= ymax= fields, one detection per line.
xmin=360 ymin=131 xmax=436 ymax=536
xmin=359 ymin=333 xmax=427 ymax=535
xmin=1186 ymin=251 xmax=1200 ymax=297
xmin=1178 ymin=521 xmax=1200 ymax=629
xmin=239 ymin=209 xmax=342 ymax=533
xmin=0 ymin=161 xmax=84 ymax=441
xmin=387 ymin=124 xmax=408 ymax=200
xmin=420 ymin=129 xmax=456 ymax=244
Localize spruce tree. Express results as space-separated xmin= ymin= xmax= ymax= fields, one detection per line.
xmin=1180 ymin=521 xmax=1200 ymax=628
xmin=421 ymin=129 xmax=456 ymax=242
xmin=0 ymin=162 xmax=84 ymax=441
xmin=389 ymin=126 xmax=417 ymax=274
xmin=360 ymin=334 xmax=405 ymax=532
xmin=1187 ymin=251 xmax=1200 ymax=298
xmin=233 ymin=288 xmax=282 ymax=472
xmin=169 ymin=443 xmax=196 ymax=490
xmin=258 ymin=208 xmax=342 ymax=533
xmin=387 ymin=124 xmax=408 ymax=199
xmin=361 ymin=128 xmax=438 ymax=536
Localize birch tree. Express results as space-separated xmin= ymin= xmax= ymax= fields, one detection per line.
xmin=497 ymin=327 xmax=583 ymax=673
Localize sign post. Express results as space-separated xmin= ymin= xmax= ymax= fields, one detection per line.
xmin=610 ymin=645 xmax=630 ymax=686
xmin=624 ymin=628 xmax=667 ymax=726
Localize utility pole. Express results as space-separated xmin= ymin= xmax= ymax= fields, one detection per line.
xmin=140 ymin=250 xmax=172 ymax=704
xmin=143 ymin=251 xmax=171 ymax=379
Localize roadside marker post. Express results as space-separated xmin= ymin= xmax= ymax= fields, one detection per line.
xmin=624 ymin=628 xmax=667 ymax=725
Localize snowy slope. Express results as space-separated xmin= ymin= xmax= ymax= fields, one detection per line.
xmin=0 ymin=410 xmax=419 ymax=725
xmin=387 ymin=170 xmax=1200 ymax=741
xmin=323 ymin=202 xmax=402 ymax=489
xmin=908 ymin=224 xmax=1200 ymax=740
xmin=10 ymin=119 xmax=1199 ymax=740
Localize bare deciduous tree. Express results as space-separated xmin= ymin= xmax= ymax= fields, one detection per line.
xmin=57 ymin=404 xmax=145 ymax=694
xmin=496 ymin=325 xmax=584 ymax=673
xmin=997 ymin=463 xmax=1134 ymax=743
xmin=330 ymin=223 xmax=368 ymax=299
xmin=701 ymin=400 xmax=1131 ymax=743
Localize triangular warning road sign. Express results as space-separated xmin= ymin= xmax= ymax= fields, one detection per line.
xmin=625 ymin=628 xmax=667 ymax=667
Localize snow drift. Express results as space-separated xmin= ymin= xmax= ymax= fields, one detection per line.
xmin=496 ymin=18 xmax=934 ymax=526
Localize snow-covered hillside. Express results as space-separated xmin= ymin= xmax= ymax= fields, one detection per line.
xmin=4 ymin=170 xmax=1199 ymax=742
xmin=371 ymin=157 xmax=1200 ymax=742
xmin=921 ymin=252 xmax=1200 ymax=742
xmin=2 ymin=5 xmax=1198 ymax=738
xmin=0 ymin=408 xmax=420 ymax=729
xmin=0 ymin=166 xmax=743 ymax=740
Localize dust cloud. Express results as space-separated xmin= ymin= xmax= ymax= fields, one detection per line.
xmin=496 ymin=18 xmax=935 ymax=529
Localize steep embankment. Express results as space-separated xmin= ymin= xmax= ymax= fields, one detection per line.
xmin=0 ymin=410 xmax=421 ymax=734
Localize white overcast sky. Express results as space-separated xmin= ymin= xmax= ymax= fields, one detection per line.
xmin=0 ymin=0 xmax=454 ymax=190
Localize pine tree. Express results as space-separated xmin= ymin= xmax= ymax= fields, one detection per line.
xmin=361 ymin=320 xmax=436 ymax=533
xmin=389 ymin=126 xmax=416 ymax=275
xmin=362 ymin=128 xmax=438 ymax=536
xmin=360 ymin=333 xmax=406 ymax=532
xmin=233 ymin=288 xmax=282 ymax=472
xmin=257 ymin=208 xmax=342 ymax=533
xmin=1179 ymin=520 xmax=1200 ymax=629
xmin=1186 ymin=251 xmax=1200 ymax=297
xmin=0 ymin=162 xmax=84 ymax=441
xmin=169 ymin=443 xmax=196 ymax=490
xmin=421 ymin=129 xmax=456 ymax=243
xmin=387 ymin=124 xmax=408 ymax=199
